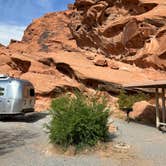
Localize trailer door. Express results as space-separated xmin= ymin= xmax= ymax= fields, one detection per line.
xmin=0 ymin=86 xmax=5 ymax=113
xmin=0 ymin=97 xmax=5 ymax=113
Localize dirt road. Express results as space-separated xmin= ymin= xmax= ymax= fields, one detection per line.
xmin=0 ymin=113 xmax=166 ymax=166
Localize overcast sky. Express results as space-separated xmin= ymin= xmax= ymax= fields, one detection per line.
xmin=0 ymin=0 xmax=74 ymax=46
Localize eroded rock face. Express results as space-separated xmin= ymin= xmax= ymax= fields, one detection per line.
xmin=8 ymin=11 xmax=78 ymax=54
xmin=1 ymin=2 xmax=166 ymax=113
xmin=69 ymin=0 xmax=166 ymax=69
xmin=8 ymin=57 xmax=31 ymax=73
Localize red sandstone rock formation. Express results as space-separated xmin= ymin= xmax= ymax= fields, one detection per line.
xmin=1 ymin=0 xmax=166 ymax=114
xmin=8 ymin=11 xmax=78 ymax=54
xmin=69 ymin=0 xmax=166 ymax=70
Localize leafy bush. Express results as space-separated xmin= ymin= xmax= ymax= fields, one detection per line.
xmin=118 ymin=90 xmax=148 ymax=111
xmin=46 ymin=91 xmax=110 ymax=149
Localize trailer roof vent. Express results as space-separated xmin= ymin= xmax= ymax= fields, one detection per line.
xmin=0 ymin=74 xmax=9 ymax=79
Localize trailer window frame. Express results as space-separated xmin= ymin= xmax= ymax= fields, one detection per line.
xmin=0 ymin=87 xmax=5 ymax=96
xmin=23 ymin=86 xmax=29 ymax=98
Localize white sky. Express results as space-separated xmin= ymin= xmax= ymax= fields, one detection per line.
xmin=0 ymin=23 xmax=26 ymax=46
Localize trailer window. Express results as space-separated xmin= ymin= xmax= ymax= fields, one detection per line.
xmin=30 ymin=89 xmax=35 ymax=97
xmin=0 ymin=87 xmax=4 ymax=96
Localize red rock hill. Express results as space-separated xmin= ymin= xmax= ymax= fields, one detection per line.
xmin=1 ymin=1 xmax=166 ymax=112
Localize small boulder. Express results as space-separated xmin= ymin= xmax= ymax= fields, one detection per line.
xmin=86 ymin=55 xmax=95 ymax=60
xmin=109 ymin=61 xmax=119 ymax=70
xmin=93 ymin=56 xmax=108 ymax=67
xmin=86 ymin=53 xmax=97 ymax=60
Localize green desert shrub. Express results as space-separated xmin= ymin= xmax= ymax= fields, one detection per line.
xmin=118 ymin=90 xmax=148 ymax=111
xmin=46 ymin=91 xmax=110 ymax=149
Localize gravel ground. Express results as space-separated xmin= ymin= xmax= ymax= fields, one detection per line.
xmin=0 ymin=113 xmax=166 ymax=166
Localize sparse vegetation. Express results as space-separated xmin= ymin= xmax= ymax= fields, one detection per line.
xmin=46 ymin=91 xmax=110 ymax=150
xmin=118 ymin=90 xmax=148 ymax=111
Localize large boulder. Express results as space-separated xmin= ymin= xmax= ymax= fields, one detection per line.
xmin=131 ymin=101 xmax=156 ymax=124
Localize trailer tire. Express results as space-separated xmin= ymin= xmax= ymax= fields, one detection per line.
xmin=0 ymin=115 xmax=5 ymax=120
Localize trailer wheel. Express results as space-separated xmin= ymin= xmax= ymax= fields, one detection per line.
xmin=0 ymin=115 xmax=5 ymax=120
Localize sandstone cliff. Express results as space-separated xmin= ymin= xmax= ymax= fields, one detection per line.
xmin=70 ymin=0 xmax=166 ymax=70
xmin=1 ymin=0 xmax=166 ymax=115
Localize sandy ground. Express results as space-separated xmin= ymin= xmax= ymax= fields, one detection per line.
xmin=0 ymin=113 xmax=166 ymax=166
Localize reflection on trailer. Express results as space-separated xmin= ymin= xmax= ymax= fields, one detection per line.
xmin=0 ymin=74 xmax=35 ymax=115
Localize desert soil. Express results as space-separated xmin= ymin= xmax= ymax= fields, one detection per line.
xmin=0 ymin=113 xmax=166 ymax=166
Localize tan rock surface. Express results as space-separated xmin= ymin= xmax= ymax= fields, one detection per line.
xmin=42 ymin=51 xmax=166 ymax=90
xmin=1 ymin=1 xmax=166 ymax=116
xmin=131 ymin=101 xmax=156 ymax=124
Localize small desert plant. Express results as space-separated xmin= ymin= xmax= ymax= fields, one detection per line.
xmin=46 ymin=91 xmax=110 ymax=149
xmin=118 ymin=90 xmax=148 ymax=111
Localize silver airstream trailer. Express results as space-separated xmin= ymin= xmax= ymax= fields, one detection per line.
xmin=0 ymin=74 xmax=35 ymax=116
